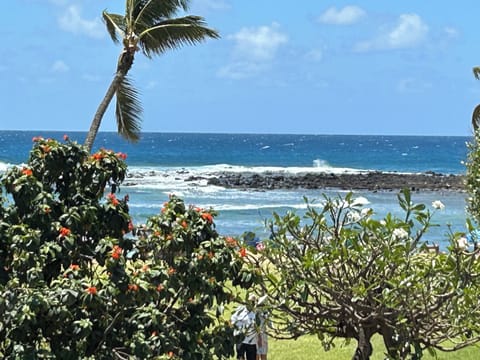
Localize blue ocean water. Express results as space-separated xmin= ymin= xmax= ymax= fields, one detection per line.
xmin=0 ymin=131 xmax=472 ymax=246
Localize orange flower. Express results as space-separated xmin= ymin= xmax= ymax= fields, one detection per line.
xmin=168 ymin=351 xmax=174 ymax=358
xmin=44 ymin=206 xmax=51 ymax=214
xmin=201 ymin=212 xmax=213 ymax=223
xmin=225 ymin=237 xmax=238 ymax=247
xmin=142 ymin=265 xmax=150 ymax=272
xmin=22 ymin=168 xmax=33 ymax=176
xmin=92 ymin=153 xmax=104 ymax=161
xmin=107 ymin=193 xmax=119 ymax=206
xmin=111 ymin=245 xmax=123 ymax=260
xmin=70 ymin=264 xmax=80 ymax=271
xmin=86 ymin=286 xmax=97 ymax=295
xmin=41 ymin=145 xmax=51 ymax=153
xmin=181 ymin=220 xmax=188 ymax=229
xmin=168 ymin=267 xmax=176 ymax=275
xmin=239 ymin=247 xmax=247 ymax=257
xmin=128 ymin=284 xmax=139 ymax=292
xmin=59 ymin=227 xmax=71 ymax=237
xmin=157 ymin=284 xmax=165 ymax=292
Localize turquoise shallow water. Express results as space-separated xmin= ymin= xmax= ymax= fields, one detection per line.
xmin=0 ymin=131 xmax=471 ymax=246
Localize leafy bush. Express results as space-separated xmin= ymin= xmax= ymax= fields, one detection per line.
xmin=246 ymin=190 xmax=480 ymax=360
xmin=0 ymin=137 xmax=252 ymax=359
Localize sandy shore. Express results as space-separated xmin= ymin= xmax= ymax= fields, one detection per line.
xmin=206 ymin=171 xmax=465 ymax=192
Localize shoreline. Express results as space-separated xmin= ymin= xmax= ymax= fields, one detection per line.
xmin=205 ymin=171 xmax=466 ymax=192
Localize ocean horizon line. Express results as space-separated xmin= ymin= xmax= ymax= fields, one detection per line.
xmin=0 ymin=129 xmax=472 ymax=139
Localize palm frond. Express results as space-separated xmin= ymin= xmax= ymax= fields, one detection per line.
xmin=473 ymin=104 xmax=480 ymax=131
xmin=474 ymin=67 xmax=480 ymax=80
xmin=115 ymin=77 xmax=142 ymax=142
xmin=133 ymin=0 xmax=189 ymax=25
xmin=138 ymin=16 xmax=219 ymax=58
xmin=103 ymin=11 xmax=126 ymax=44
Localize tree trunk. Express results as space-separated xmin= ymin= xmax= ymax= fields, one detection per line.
xmin=84 ymin=50 xmax=134 ymax=152
xmin=352 ymin=327 xmax=374 ymax=360
xmin=84 ymin=72 xmax=124 ymax=152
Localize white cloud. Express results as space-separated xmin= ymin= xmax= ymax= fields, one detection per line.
xmin=219 ymin=23 xmax=288 ymax=79
xmin=51 ymin=60 xmax=69 ymax=73
xmin=355 ymin=13 xmax=428 ymax=52
xmin=318 ymin=5 xmax=366 ymax=25
xmin=229 ymin=23 xmax=288 ymax=61
xmin=58 ymin=5 xmax=104 ymax=39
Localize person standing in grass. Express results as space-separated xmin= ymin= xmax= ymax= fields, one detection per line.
xmin=231 ymin=294 xmax=258 ymax=360
xmin=256 ymin=295 xmax=269 ymax=360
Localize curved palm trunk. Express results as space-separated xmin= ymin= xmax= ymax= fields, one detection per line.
xmin=84 ymin=50 xmax=134 ymax=152
xmin=84 ymin=73 xmax=124 ymax=152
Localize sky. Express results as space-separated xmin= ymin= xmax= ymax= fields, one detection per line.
xmin=1 ymin=0 xmax=479 ymax=136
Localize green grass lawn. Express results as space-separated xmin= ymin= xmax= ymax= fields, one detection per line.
xmin=228 ymin=335 xmax=480 ymax=359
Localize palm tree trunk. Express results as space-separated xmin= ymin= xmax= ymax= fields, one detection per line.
xmin=84 ymin=50 xmax=134 ymax=152
xmin=84 ymin=72 xmax=124 ymax=152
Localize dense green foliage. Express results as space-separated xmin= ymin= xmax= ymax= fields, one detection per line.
xmin=0 ymin=138 xmax=252 ymax=359
xmin=246 ymin=191 xmax=480 ymax=360
xmin=466 ymin=129 xmax=480 ymax=225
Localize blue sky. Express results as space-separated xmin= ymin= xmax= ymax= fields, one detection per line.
xmin=1 ymin=0 xmax=479 ymax=136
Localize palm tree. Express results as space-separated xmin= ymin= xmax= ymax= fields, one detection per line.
xmin=473 ymin=66 xmax=480 ymax=131
xmin=84 ymin=0 xmax=219 ymax=152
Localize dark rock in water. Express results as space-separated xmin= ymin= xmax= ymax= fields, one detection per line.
xmin=206 ymin=171 xmax=465 ymax=192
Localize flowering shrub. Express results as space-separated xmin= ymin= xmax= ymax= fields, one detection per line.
xmin=0 ymin=138 xmax=253 ymax=359
xmin=246 ymin=190 xmax=480 ymax=360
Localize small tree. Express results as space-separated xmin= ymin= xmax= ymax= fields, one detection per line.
xmin=246 ymin=190 xmax=480 ymax=360
xmin=0 ymin=137 xmax=252 ymax=359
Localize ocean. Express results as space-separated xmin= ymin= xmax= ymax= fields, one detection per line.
xmin=0 ymin=131 xmax=472 ymax=247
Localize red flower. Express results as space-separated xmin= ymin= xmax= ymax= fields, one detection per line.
xmin=70 ymin=264 xmax=80 ymax=271
xmin=86 ymin=286 xmax=97 ymax=295
xmin=239 ymin=247 xmax=247 ymax=257
xmin=44 ymin=206 xmax=51 ymax=214
xmin=22 ymin=168 xmax=33 ymax=176
xmin=107 ymin=193 xmax=120 ymax=206
xmin=116 ymin=152 xmax=127 ymax=160
xmin=59 ymin=227 xmax=71 ymax=237
xmin=201 ymin=213 xmax=213 ymax=223
xmin=157 ymin=284 xmax=165 ymax=292
xmin=181 ymin=220 xmax=188 ymax=229
xmin=168 ymin=267 xmax=176 ymax=275
xmin=111 ymin=245 xmax=123 ymax=260
xmin=128 ymin=284 xmax=139 ymax=292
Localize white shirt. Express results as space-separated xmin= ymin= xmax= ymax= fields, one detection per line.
xmin=231 ymin=305 xmax=257 ymax=345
